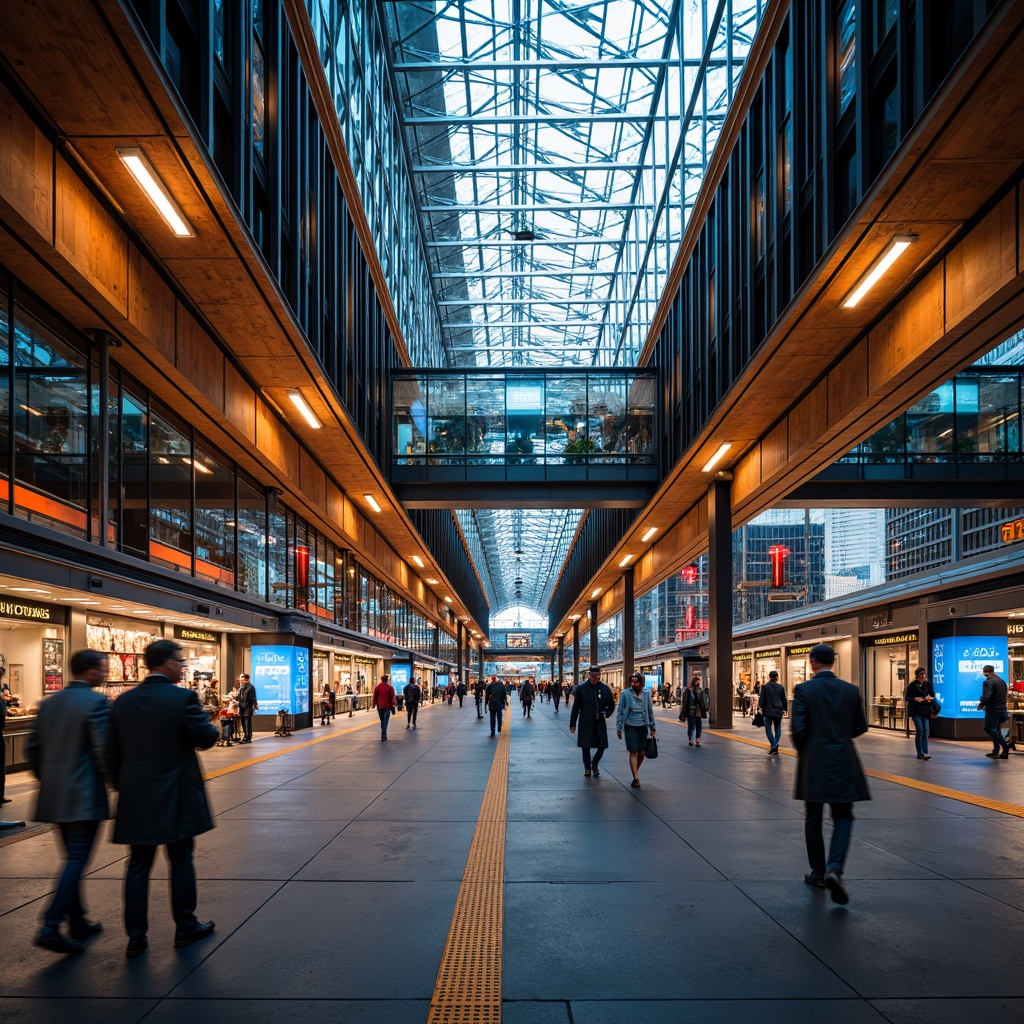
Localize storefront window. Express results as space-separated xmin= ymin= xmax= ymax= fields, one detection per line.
xmin=11 ymin=307 xmax=90 ymax=539
xmin=865 ymin=636 xmax=919 ymax=729
xmin=267 ymin=507 xmax=288 ymax=605
xmin=119 ymin=386 xmax=149 ymax=557
xmin=0 ymin=285 xmax=10 ymax=506
xmin=194 ymin=445 xmax=235 ymax=587
xmin=236 ymin=474 xmax=267 ymax=599
xmin=149 ymin=403 xmax=193 ymax=573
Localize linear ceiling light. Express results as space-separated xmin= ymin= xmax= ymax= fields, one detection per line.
xmin=444 ymin=596 xmax=453 ymax=603
xmin=841 ymin=235 xmax=917 ymax=308
xmin=426 ymin=577 xmax=439 ymax=585
xmin=641 ymin=527 xmax=657 ymax=542
xmin=701 ymin=443 xmax=732 ymax=473
xmin=591 ymin=587 xmax=602 ymax=599
xmin=364 ymin=494 xmax=382 ymax=514
xmin=411 ymin=555 xmax=425 ymax=568
xmin=619 ymin=554 xmax=634 ymax=567
xmin=117 ymin=148 xmax=194 ymax=237
xmin=287 ymin=391 xmax=321 ymax=429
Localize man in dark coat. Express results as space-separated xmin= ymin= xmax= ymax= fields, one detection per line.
xmin=792 ymin=644 xmax=869 ymax=905
xmin=236 ymin=672 xmax=258 ymax=743
xmin=551 ymin=679 xmax=563 ymax=714
xmin=28 ymin=649 xmax=111 ymax=955
xmin=107 ymin=639 xmax=219 ymax=958
xmin=569 ymin=666 xmax=616 ymax=777
xmin=404 ymin=677 xmax=422 ymax=729
xmin=485 ymin=676 xmax=507 ymax=736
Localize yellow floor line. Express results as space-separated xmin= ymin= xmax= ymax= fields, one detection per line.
xmin=427 ymin=711 xmax=509 ymax=1024
xmin=658 ymin=715 xmax=1024 ymax=818
xmin=202 ymin=713 xmax=382 ymax=781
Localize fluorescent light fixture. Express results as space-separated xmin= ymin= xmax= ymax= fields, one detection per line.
xmin=411 ymin=555 xmax=425 ymax=568
xmin=444 ymin=596 xmax=453 ymax=603
xmin=364 ymin=494 xmax=382 ymax=514
xmin=132 ymin=609 xmax=154 ymax=615
xmin=591 ymin=588 xmax=602 ymax=599
xmin=19 ymin=403 xmax=42 ymax=417
xmin=641 ymin=527 xmax=658 ymax=542
xmin=841 ymin=235 xmax=917 ymax=308
xmin=287 ymin=391 xmax=322 ymax=429
xmin=426 ymin=578 xmax=439 ymax=585
xmin=701 ymin=442 xmax=732 ymax=473
xmin=619 ymin=553 xmax=634 ymax=567
xmin=10 ymin=587 xmax=50 ymax=594
xmin=182 ymin=457 xmax=212 ymax=475
xmin=117 ymin=148 xmax=194 ymax=237
xmin=570 ymin=614 xmax=581 ymax=621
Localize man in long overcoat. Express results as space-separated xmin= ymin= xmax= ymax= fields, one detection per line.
xmin=791 ymin=644 xmax=870 ymax=905
xmin=28 ymin=648 xmax=111 ymax=954
xmin=107 ymin=639 xmax=219 ymax=957
xmin=569 ymin=666 xmax=616 ymax=777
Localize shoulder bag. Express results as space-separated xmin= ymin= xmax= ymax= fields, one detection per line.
xmin=644 ymin=734 xmax=659 ymax=759
xmin=752 ymin=711 xmax=764 ymax=727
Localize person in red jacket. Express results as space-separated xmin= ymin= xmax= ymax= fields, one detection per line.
xmin=372 ymin=675 xmax=397 ymax=742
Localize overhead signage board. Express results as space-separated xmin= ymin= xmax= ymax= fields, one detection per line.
xmin=506 ymin=633 xmax=532 ymax=649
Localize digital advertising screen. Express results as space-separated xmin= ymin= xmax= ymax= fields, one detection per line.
xmin=436 ymin=673 xmax=450 ymax=690
xmin=251 ymin=645 xmax=310 ymax=715
xmin=506 ymin=633 xmax=531 ymax=649
xmin=390 ymin=662 xmax=412 ymax=691
xmin=638 ymin=665 xmax=662 ymax=690
xmin=931 ymin=635 xmax=1008 ymax=719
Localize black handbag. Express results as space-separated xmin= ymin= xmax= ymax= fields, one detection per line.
xmin=644 ymin=735 xmax=659 ymax=759
xmin=930 ymin=699 xmax=941 ymax=718
xmin=752 ymin=711 xmax=764 ymax=727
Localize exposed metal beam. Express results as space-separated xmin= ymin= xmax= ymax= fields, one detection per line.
xmin=413 ymin=162 xmax=663 ymax=173
xmin=437 ymin=298 xmax=613 ymax=307
xmin=432 ymin=270 xmax=615 ymax=280
xmin=420 ymin=202 xmax=644 ymax=214
xmin=441 ymin=320 xmax=604 ymax=328
xmin=394 ymin=58 xmax=672 ymax=71
xmin=406 ymin=113 xmax=654 ymax=125
xmin=427 ymin=238 xmax=621 ymax=247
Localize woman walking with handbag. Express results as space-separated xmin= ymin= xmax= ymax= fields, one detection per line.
xmin=616 ymin=672 xmax=656 ymax=787
xmin=905 ymin=667 xmax=938 ymax=760
xmin=680 ymin=675 xmax=708 ymax=746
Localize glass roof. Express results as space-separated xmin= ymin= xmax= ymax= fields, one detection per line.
xmin=378 ymin=1 xmax=766 ymax=621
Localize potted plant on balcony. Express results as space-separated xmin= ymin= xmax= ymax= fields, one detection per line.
xmin=563 ymin=435 xmax=599 ymax=464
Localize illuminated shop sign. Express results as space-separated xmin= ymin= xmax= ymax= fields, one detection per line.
xmin=754 ymin=648 xmax=782 ymax=659
xmin=732 ymin=652 xmax=752 ymax=663
xmin=1008 ymin=622 xmax=1024 ymax=636
xmin=931 ymin=635 xmax=1008 ymax=719
xmin=251 ymin=645 xmax=310 ymax=715
xmin=174 ymin=626 xmax=219 ymax=644
xmin=0 ymin=598 xmax=54 ymax=621
xmin=1000 ymin=517 xmax=1024 ymax=544
xmin=868 ymin=632 xmax=918 ymax=648
xmin=787 ymin=645 xmax=817 ymax=657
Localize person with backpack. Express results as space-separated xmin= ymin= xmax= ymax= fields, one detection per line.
xmin=485 ymin=677 xmax=507 ymax=737
xmin=679 ymin=675 xmax=708 ymax=747
xmin=404 ymin=677 xmax=422 ymax=729
xmin=520 ymin=679 xmax=535 ymax=718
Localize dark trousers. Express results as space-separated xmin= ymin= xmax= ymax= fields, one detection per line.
xmin=407 ymin=702 xmax=419 ymax=727
xmin=43 ymin=820 xmax=101 ymax=929
xmin=125 ymin=836 xmax=197 ymax=937
xmin=377 ymin=707 xmax=392 ymax=736
xmin=804 ymin=802 xmax=854 ymax=875
xmin=489 ymin=707 xmax=504 ymax=735
xmin=475 ymin=695 xmax=483 ymax=718
xmin=582 ymin=747 xmax=604 ymax=771
xmin=984 ymin=711 xmax=1010 ymax=754
xmin=240 ymin=712 xmax=254 ymax=742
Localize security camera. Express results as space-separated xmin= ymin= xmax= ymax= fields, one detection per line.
xmin=949 ymin=606 xmax=956 ymax=615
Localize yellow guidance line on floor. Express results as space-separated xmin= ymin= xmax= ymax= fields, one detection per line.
xmin=427 ymin=713 xmax=509 ymax=1024
xmin=658 ymin=715 xmax=1024 ymax=818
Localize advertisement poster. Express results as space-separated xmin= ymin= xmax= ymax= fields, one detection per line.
xmin=390 ymin=663 xmax=412 ymax=691
xmin=932 ymin=635 xmax=1008 ymax=718
xmin=252 ymin=646 xmax=310 ymax=715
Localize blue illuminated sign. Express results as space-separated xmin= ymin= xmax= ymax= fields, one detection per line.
xmin=390 ymin=663 xmax=412 ymax=691
xmin=931 ymin=635 xmax=1009 ymax=719
xmin=251 ymin=645 xmax=310 ymax=715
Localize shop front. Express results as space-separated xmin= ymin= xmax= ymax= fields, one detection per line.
xmin=1 ymin=595 xmax=66 ymax=769
xmin=88 ymin=614 xmax=165 ymax=697
xmin=929 ymin=618 xmax=1008 ymax=740
xmin=732 ymin=651 xmax=752 ymax=711
xmin=864 ymin=631 xmax=919 ymax=731
xmin=174 ymin=625 xmax=223 ymax=691
xmin=752 ymin=647 xmax=782 ymax=690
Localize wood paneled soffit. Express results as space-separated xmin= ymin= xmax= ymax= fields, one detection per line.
xmin=551 ymin=9 xmax=1024 ymax=638
xmin=0 ymin=5 xmax=477 ymax=633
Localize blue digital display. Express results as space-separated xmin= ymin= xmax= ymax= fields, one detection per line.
xmin=931 ymin=635 xmax=1009 ymax=719
xmin=251 ymin=645 xmax=310 ymax=715
xmin=390 ymin=663 xmax=412 ymax=691
xmin=436 ymin=673 xmax=449 ymax=690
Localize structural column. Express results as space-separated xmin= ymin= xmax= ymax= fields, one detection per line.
xmin=456 ymin=622 xmax=463 ymax=688
xmin=572 ymin=620 xmax=580 ymax=688
xmin=557 ymin=638 xmax=564 ymax=686
xmin=622 ymin=566 xmax=634 ymax=682
xmin=589 ymin=601 xmax=599 ymax=668
xmin=708 ymin=474 xmax=733 ymax=728
xmin=95 ymin=331 xmax=113 ymax=547
xmin=477 ymin=644 xmax=484 ymax=683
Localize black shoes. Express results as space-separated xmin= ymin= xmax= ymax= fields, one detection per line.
xmin=70 ymin=920 xmax=103 ymax=941
xmin=0 ymin=797 xmax=11 ymax=804
xmin=34 ymin=927 xmax=84 ymax=955
xmin=591 ymin=768 xmax=600 ymax=777
xmin=999 ymin=752 xmax=1010 ymax=759
xmin=631 ymin=779 xmax=641 ymax=788
xmin=986 ymin=751 xmax=1000 ymax=757
xmin=804 ymin=873 xmax=826 ymax=889
xmin=825 ymin=870 xmax=850 ymax=905
xmin=126 ymin=936 xmax=148 ymax=958
xmin=174 ymin=921 xmax=215 ymax=948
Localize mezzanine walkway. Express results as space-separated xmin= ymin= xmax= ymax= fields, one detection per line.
xmin=3 ymin=697 xmax=1024 ymax=1024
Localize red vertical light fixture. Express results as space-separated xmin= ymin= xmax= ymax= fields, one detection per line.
xmin=768 ymin=545 xmax=790 ymax=588
xmin=685 ymin=605 xmax=696 ymax=630
xmin=680 ymin=565 xmax=699 ymax=585
xmin=295 ymin=543 xmax=310 ymax=610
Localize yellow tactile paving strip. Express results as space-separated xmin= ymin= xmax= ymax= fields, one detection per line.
xmin=659 ymin=715 xmax=1024 ymax=818
xmin=427 ymin=714 xmax=509 ymax=1024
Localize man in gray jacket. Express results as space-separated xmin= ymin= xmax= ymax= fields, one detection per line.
xmin=758 ymin=669 xmax=788 ymax=755
xmin=27 ymin=649 xmax=111 ymax=955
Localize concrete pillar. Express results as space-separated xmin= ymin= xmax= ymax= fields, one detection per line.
xmin=572 ymin=620 xmax=580 ymax=687
xmin=589 ymin=601 xmax=599 ymax=668
xmin=708 ymin=474 xmax=733 ymax=729
xmin=557 ymin=638 xmax=564 ymax=685
xmin=456 ymin=621 xmax=463 ymax=687
xmin=622 ymin=566 xmax=634 ymax=682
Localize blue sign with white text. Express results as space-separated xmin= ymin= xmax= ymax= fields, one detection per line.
xmin=931 ymin=635 xmax=1008 ymax=719
xmin=251 ymin=646 xmax=310 ymax=715
xmin=391 ymin=663 xmax=412 ymax=691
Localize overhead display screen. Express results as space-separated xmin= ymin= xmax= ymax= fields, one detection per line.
xmin=931 ymin=635 xmax=1008 ymax=719
xmin=251 ymin=646 xmax=310 ymax=716
xmin=506 ymin=633 xmax=532 ymax=648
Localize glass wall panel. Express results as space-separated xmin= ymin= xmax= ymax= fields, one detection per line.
xmin=544 ymin=375 xmax=589 ymax=459
xmin=506 ymin=377 xmax=543 ymax=460
xmin=906 ymin=385 xmax=954 ymax=461
xmin=267 ymin=507 xmax=288 ymax=606
xmin=466 ymin=375 xmax=504 ymax=464
xmin=149 ymin=403 xmax=192 ymax=572
xmin=957 ymin=373 xmax=1020 ymax=460
xmin=194 ymin=445 xmax=235 ymax=587
xmin=427 ymin=376 xmax=466 ymax=463
xmin=11 ymin=307 xmax=90 ymax=539
xmin=236 ymin=473 xmax=267 ymax=599
xmin=589 ymin=375 xmax=627 ymax=457
xmin=626 ymin=376 xmax=655 ymax=459
xmin=0 ymin=285 xmax=10 ymax=507
xmin=120 ymin=387 xmax=149 ymax=558
xmin=393 ymin=375 xmax=426 ymax=457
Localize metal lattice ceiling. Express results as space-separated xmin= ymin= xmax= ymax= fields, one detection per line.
xmin=377 ymin=0 xmax=766 ymax=620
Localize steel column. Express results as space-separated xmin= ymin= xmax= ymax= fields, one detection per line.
xmin=708 ymin=474 xmax=733 ymax=729
xmin=573 ymin=620 xmax=580 ymax=688
xmin=589 ymin=601 xmax=599 ymax=668
xmin=622 ymin=567 xmax=634 ymax=683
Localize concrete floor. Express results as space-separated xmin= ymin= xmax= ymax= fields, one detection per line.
xmin=2 ymin=697 xmax=1024 ymax=1023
